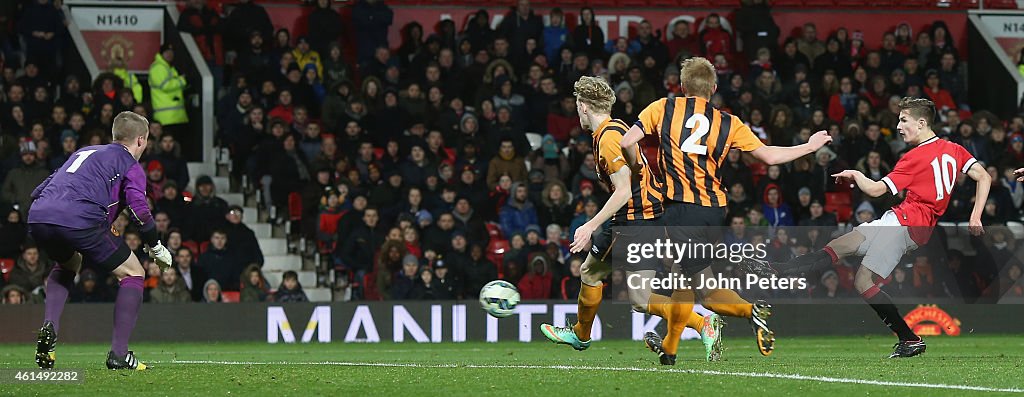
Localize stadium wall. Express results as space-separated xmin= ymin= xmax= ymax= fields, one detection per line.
xmin=1 ymin=302 xmax=1021 ymax=344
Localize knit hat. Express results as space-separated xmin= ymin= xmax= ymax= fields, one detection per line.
xmin=147 ymin=160 xmax=164 ymax=173
xmin=60 ymin=129 xmax=78 ymax=142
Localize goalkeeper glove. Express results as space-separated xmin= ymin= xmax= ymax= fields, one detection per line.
xmin=147 ymin=241 xmax=173 ymax=270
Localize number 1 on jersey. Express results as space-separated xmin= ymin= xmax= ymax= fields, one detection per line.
xmin=930 ymin=154 xmax=956 ymax=200
xmin=680 ymin=114 xmax=710 ymax=155
xmin=66 ymin=149 xmax=98 ymax=173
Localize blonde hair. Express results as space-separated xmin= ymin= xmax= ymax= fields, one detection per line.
xmin=112 ymin=111 xmax=149 ymax=142
xmin=898 ymin=97 xmax=936 ymax=127
xmin=573 ymin=76 xmax=615 ymax=115
xmin=679 ymin=57 xmax=716 ymax=99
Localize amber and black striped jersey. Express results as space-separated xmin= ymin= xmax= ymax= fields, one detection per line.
xmin=635 ymin=96 xmax=765 ymax=207
xmin=593 ymin=118 xmax=663 ymax=221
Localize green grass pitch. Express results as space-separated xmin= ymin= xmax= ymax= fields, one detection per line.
xmin=1 ymin=335 xmax=1022 ymax=396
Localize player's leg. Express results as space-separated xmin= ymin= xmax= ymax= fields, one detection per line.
xmin=107 ymin=250 xmax=148 ymax=369
xmin=855 ymin=226 xmax=924 ymax=358
xmin=29 ymin=223 xmax=82 ymax=369
xmin=670 ymin=287 xmax=725 ymax=361
xmin=780 ymin=230 xmax=866 ymax=276
xmin=540 ymin=252 xmax=608 ymax=351
xmin=635 ymin=270 xmax=692 ymax=366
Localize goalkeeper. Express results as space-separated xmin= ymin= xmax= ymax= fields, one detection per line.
xmin=27 ymin=111 xmax=172 ymax=371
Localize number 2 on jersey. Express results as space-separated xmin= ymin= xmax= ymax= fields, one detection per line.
xmin=66 ymin=149 xmax=98 ymax=173
xmin=680 ymin=114 xmax=710 ymax=155
xmin=930 ymin=154 xmax=956 ymax=200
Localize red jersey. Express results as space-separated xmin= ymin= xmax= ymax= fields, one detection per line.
xmin=881 ymin=136 xmax=977 ymax=245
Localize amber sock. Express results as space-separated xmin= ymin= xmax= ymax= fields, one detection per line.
xmin=572 ymin=282 xmax=603 ymax=341
xmin=702 ymin=289 xmax=753 ymax=318
xmin=646 ymin=294 xmax=692 ymax=355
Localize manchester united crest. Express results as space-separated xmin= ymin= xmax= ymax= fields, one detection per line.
xmin=100 ymin=34 xmax=135 ymax=68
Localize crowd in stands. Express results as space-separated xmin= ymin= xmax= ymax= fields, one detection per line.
xmin=0 ymin=0 xmax=1022 ymax=305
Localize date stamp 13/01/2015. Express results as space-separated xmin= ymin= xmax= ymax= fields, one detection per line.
xmin=0 ymin=369 xmax=84 ymax=384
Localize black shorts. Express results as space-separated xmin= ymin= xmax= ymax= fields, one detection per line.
xmin=590 ymin=217 xmax=665 ymax=272
xmin=660 ymin=202 xmax=726 ymax=274
xmin=29 ymin=223 xmax=132 ymax=272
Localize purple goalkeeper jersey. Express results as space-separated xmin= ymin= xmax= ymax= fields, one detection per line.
xmin=28 ymin=144 xmax=155 ymax=236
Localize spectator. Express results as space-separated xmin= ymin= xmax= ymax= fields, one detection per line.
xmin=2 ymin=284 xmax=30 ymax=304
xmin=9 ymin=245 xmax=48 ymax=293
xmin=559 ymin=256 xmax=583 ymax=300
xmin=68 ymin=269 xmax=110 ymax=303
xmin=486 ymin=139 xmax=527 ymax=190
xmin=797 ymin=23 xmax=825 ymax=67
xmin=812 ymin=270 xmax=849 ymax=299
xmin=336 ymin=207 xmax=386 ymax=275
xmin=274 ymin=270 xmax=309 ymax=302
xmin=236 ymin=31 xmax=272 ymax=83
xmin=762 ymin=184 xmax=794 ymax=227
xmin=293 ymin=36 xmax=324 ymax=79
xmin=307 ymin=0 xmax=343 ymax=55
xmin=500 ymin=182 xmax=539 ymax=236
xmin=174 ymin=247 xmax=206 ymax=302
xmin=353 ymin=0 xmax=393 ymax=65
xmin=518 ymin=254 xmax=552 ymax=300
xmin=538 ymin=181 xmax=573 ymax=228
xmin=667 ymin=20 xmax=699 ymax=61
xmin=3 ymin=141 xmax=49 ymax=217
xmin=222 ymin=0 xmax=273 ymax=53
xmin=19 ymin=0 xmax=63 ymax=77
xmin=150 ymin=268 xmax=192 ymax=303
xmin=543 ymin=8 xmax=567 ymax=63
xmin=149 ymin=43 xmax=189 ymax=130
xmin=698 ymin=14 xmax=733 ymax=58
xmin=462 ymin=243 xmax=496 ymax=298
xmin=498 ymin=0 xmax=543 ymax=60
xmin=432 ymin=259 xmax=459 ymax=299
xmin=411 ymin=267 xmax=444 ymax=299
xmin=924 ymin=69 xmax=955 ymax=114
xmin=391 ymin=254 xmax=420 ymax=299
xmin=202 ymin=279 xmax=223 ymax=303
xmin=224 ymin=205 xmax=264 ymax=267
xmin=240 ymin=264 xmax=270 ymax=302
xmin=735 ymin=0 xmax=780 ymax=60
xmin=189 ymin=175 xmax=229 ymax=242
xmin=198 ymin=230 xmax=244 ymax=291
xmin=177 ymin=0 xmax=223 ymax=66
xmin=631 ymin=20 xmax=669 ymax=68
xmin=145 ymin=161 xmax=167 ymax=202
xmin=0 ymin=209 xmax=27 ymax=259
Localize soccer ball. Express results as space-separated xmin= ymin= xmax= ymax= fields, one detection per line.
xmin=479 ymin=280 xmax=520 ymax=318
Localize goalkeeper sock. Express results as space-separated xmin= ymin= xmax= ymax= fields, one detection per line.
xmin=111 ymin=276 xmax=144 ymax=357
xmin=44 ymin=265 xmax=76 ymax=334
xmin=862 ymin=285 xmax=918 ymax=341
xmin=647 ymin=294 xmax=691 ymax=356
xmin=703 ymin=289 xmax=754 ymax=318
xmin=572 ymin=282 xmax=603 ymax=341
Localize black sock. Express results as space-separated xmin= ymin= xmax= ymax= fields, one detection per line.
xmin=783 ymin=250 xmax=832 ymax=275
xmin=864 ymin=290 xmax=918 ymax=341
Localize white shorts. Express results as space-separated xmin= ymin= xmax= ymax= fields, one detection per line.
xmin=853 ymin=210 xmax=918 ymax=278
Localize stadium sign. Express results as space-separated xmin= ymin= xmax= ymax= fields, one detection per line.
xmin=2 ymin=302 xmax=1021 ymax=344
xmin=69 ymin=6 xmax=164 ymax=73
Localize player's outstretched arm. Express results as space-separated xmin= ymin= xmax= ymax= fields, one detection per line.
xmin=966 ymin=162 xmax=991 ymax=236
xmin=833 ymin=170 xmax=888 ymax=197
xmin=749 ymin=130 xmax=833 ymax=165
xmin=569 ymin=167 xmax=631 ymax=254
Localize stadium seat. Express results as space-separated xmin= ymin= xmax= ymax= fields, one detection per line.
xmin=373 ymin=148 xmax=384 ymax=160
xmin=182 ymin=241 xmax=199 ymax=256
xmin=825 ymin=191 xmax=853 ymax=222
xmin=288 ymin=192 xmax=303 ymax=221
xmin=221 ymin=291 xmax=240 ymax=303
xmin=0 ymin=258 xmax=13 ymax=282
xmin=199 ymin=241 xmax=211 ymax=255
xmin=363 ymin=272 xmax=382 ymax=301
xmin=938 ymin=221 xmax=959 ymax=238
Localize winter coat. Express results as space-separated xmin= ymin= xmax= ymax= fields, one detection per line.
xmin=352 ymin=0 xmax=393 ymax=63
xmin=150 ymin=279 xmax=192 ymax=303
xmin=2 ymin=161 xmax=49 ymax=217
xmin=149 ymin=53 xmax=188 ymax=125
xmin=762 ymin=184 xmax=794 ymax=227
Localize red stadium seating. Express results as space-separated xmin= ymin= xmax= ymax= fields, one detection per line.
xmin=199 ymin=241 xmax=211 ymax=255
xmin=182 ymin=241 xmax=199 ymax=256
xmin=825 ymin=191 xmax=853 ymax=223
xmin=487 ymin=239 xmax=510 ymax=269
xmin=221 ymin=291 xmax=240 ymax=303
xmin=0 ymin=258 xmax=13 ymax=282
xmin=288 ymin=192 xmax=303 ymax=221
xmin=363 ymin=272 xmax=382 ymax=300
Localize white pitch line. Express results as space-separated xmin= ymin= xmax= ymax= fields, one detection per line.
xmin=153 ymin=360 xmax=1024 ymax=393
